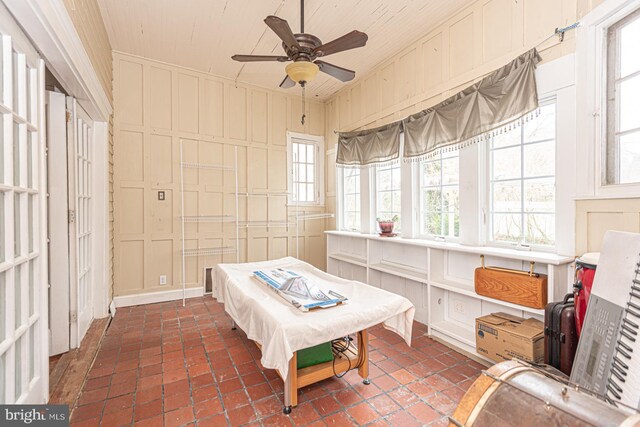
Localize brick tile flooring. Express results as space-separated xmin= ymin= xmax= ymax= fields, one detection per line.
xmin=70 ymin=297 xmax=484 ymax=426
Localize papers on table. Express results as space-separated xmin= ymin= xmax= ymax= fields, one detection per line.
xmin=253 ymin=269 xmax=347 ymax=312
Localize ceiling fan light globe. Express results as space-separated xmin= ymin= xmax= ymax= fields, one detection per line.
xmin=285 ymin=61 xmax=319 ymax=84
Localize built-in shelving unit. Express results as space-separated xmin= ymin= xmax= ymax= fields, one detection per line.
xmin=326 ymin=230 xmax=574 ymax=363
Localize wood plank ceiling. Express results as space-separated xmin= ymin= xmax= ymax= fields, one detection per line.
xmin=98 ymin=0 xmax=475 ymax=100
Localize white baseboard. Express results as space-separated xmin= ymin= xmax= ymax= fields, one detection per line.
xmin=113 ymin=287 xmax=204 ymax=308
xmin=109 ymin=300 xmax=117 ymax=317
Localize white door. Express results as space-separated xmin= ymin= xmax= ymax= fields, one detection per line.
xmin=0 ymin=4 xmax=48 ymax=404
xmin=46 ymin=91 xmax=70 ymax=356
xmin=66 ymin=98 xmax=93 ymax=348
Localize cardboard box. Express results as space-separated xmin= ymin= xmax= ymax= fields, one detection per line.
xmin=476 ymin=312 xmax=544 ymax=363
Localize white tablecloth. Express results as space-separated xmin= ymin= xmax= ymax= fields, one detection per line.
xmin=213 ymin=257 xmax=415 ymax=379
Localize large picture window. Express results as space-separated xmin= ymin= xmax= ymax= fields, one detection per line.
xmin=606 ymin=8 xmax=640 ymax=185
xmin=489 ymin=102 xmax=556 ymax=247
xmin=340 ymin=168 xmax=360 ymax=231
xmin=334 ymin=55 xmax=571 ymax=253
xmin=375 ymin=163 xmax=401 ymax=232
xmin=419 ymin=152 xmax=459 ymax=238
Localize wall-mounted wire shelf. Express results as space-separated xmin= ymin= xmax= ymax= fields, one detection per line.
xmin=239 ymin=220 xmax=295 ymax=228
xmin=292 ymin=213 xmax=335 ymax=220
xmin=240 ymin=191 xmax=291 ymax=197
xmin=182 ymin=246 xmax=236 ymax=257
xmin=180 ymin=162 xmax=234 ymax=171
xmin=180 ymin=143 xmax=240 ymax=306
xmin=181 ymin=215 xmax=236 ymax=223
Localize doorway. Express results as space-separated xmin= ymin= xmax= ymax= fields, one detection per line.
xmin=46 ymin=92 xmax=96 ymax=355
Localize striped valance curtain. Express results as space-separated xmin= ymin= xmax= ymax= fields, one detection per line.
xmin=336 ymin=48 xmax=542 ymax=166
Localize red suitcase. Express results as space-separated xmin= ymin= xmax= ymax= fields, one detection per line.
xmin=544 ymin=293 xmax=578 ymax=376
xmin=573 ymin=253 xmax=599 ymax=337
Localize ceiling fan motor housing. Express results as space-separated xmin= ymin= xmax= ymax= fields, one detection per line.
xmin=284 ymin=33 xmax=323 ymax=62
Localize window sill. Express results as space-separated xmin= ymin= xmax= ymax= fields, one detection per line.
xmin=415 ymin=234 xmax=460 ymax=244
xmin=324 ymin=230 xmax=574 ymax=265
xmin=575 ymin=186 xmax=640 ymax=200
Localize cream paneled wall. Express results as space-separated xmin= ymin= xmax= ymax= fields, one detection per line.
xmin=576 ymin=199 xmax=640 ymax=255
xmin=113 ymin=52 xmax=326 ymax=297
xmin=324 ymin=0 xmax=604 ymax=142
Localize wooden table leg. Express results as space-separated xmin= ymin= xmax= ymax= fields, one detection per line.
xmin=283 ymin=351 xmax=298 ymax=414
xmin=358 ymin=330 xmax=370 ymax=385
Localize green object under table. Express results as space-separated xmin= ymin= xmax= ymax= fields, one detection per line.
xmin=297 ymin=342 xmax=333 ymax=369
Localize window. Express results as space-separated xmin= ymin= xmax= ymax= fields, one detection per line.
xmin=340 ymin=168 xmax=360 ymax=231
xmin=606 ymin=8 xmax=640 ymax=184
xmin=375 ymin=163 xmax=401 ymax=232
xmin=333 ymin=56 xmax=572 ymax=251
xmin=419 ymin=152 xmax=459 ymax=238
xmin=287 ymin=132 xmax=324 ymax=205
xmin=489 ymin=102 xmax=556 ymax=247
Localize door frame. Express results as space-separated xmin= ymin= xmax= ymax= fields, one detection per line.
xmin=2 ymin=0 xmax=112 ymax=402
xmin=3 ymin=0 xmax=111 ymax=121
xmin=3 ymin=0 xmax=112 ymax=320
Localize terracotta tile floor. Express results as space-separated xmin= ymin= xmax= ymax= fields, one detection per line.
xmin=70 ymin=297 xmax=485 ymax=426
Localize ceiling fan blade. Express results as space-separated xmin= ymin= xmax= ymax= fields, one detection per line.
xmin=232 ymin=54 xmax=289 ymax=62
xmin=315 ymin=60 xmax=355 ymax=82
xmin=313 ymin=30 xmax=368 ymax=57
xmin=264 ymin=16 xmax=301 ymax=51
xmin=279 ymin=75 xmax=296 ymax=89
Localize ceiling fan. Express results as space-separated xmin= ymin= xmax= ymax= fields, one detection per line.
xmin=231 ymin=0 xmax=368 ymax=88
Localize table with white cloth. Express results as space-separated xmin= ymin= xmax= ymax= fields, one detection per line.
xmin=213 ymin=257 xmax=415 ymax=412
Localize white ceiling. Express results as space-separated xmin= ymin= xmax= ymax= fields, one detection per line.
xmin=98 ymin=0 xmax=474 ymax=100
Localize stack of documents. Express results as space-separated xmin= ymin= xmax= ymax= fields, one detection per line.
xmin=253 ymin=269 xmax=347 ymax=312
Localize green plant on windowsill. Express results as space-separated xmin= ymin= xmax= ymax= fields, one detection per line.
xmin=376 ymin=215 xmax=399 ymax=236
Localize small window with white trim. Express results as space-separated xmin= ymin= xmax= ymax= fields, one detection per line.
xmin=606 ymin=8 xmax=640 ymax=185
xmin=340 ymin=167 xmax=360 ymax=231
xmin=287 ymin=132 xmax=324 ymax=205
xmin=418 ymin=152 xmax=459 ymax=239
xmin=488 ymin=102 xmax=556 ymax=247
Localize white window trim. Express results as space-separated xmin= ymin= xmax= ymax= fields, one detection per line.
xmin=485 ymin=98 xmax=557 ymax=251
xmin=374 ymin=164 xmax=401 ymax=218
xmin=481 ymin=55 xmax=576 ymax=255
xmin=287 ymin=131 xmax=325 ymax=206
xmin=337 ymin=166 xmax=362 ymax=232
xmin=369 ymin=134 xmax=414 ymax=236
xmin=576 ymin=0 xmax=640 ymax=198
xmin=413 ymin=152 xmax=461 ymax=242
